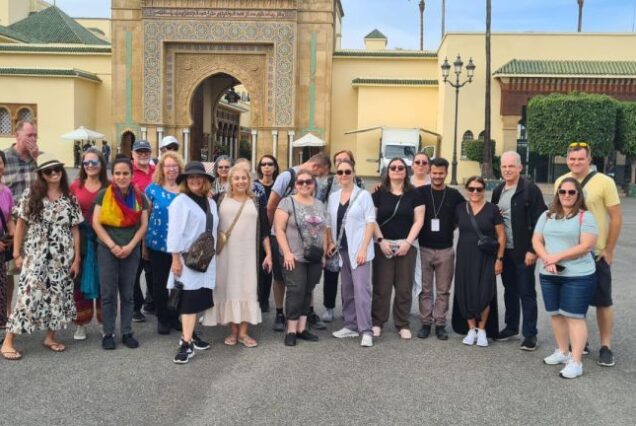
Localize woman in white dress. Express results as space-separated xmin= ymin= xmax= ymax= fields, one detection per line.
xmin=202 ymin=166 xmax=272 ymax=347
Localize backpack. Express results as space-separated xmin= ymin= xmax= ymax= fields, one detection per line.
xmin=282 ymin=168 xmax=297 ymax=197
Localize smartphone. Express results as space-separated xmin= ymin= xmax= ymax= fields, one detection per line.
xmin=555 ymin=264 xmax=566 ymax=273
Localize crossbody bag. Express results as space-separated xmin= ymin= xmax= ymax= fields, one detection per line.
xmin=467 ymin=203 xmax=499 ymax=256
xmin=290 ymin=197 xmax=324 ymax=263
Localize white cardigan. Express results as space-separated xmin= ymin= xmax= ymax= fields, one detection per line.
xmin=166 ymin=194 xmax=219 ymax=290
xmin=327 ymin=186 xmax=376 ymax=270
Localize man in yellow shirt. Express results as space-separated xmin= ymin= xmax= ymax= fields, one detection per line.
xmin=555 ymin=142 xmax=622 ymax=367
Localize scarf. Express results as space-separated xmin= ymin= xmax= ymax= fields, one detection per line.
xmin=99 ymin=184 xmax=143 ymax=227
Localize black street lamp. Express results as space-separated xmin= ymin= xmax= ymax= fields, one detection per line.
xmin=441 ymin=55 xmax=475 ymax=185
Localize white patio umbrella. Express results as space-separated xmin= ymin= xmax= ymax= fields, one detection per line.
xmin=61 ymin=126 xmax=105 ymax=141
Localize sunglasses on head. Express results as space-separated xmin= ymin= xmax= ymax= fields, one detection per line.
xmin=295 ymin=179 xmax=314 ymax=186
xmin=336 ymin=169 xmax=353 ymax=176
xmin=389 ymin=165 xmax=406 ymax=172
xmin=413 ymin=160 xmax=428 ymax=166
xmin=42 ymin=166 xmax=63 ymax=176
xmin=467 ymin=186 xmax=484 ymax=193
xmin=82 ymin=160 xmax=99 ymax=167
xmin=558 ymin=189 xmax=577 ymax=196
xmin=568 ymin=142 xmax=588 ymax=149
xmin=260 ymin=161 xmax=274 ymax=167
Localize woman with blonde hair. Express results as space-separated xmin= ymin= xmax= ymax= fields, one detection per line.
xmin=203 ymin=165 xmax=271 ymax=347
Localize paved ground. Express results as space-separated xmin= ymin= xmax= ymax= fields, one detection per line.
xmin=1 ymin=185 xmax=635 ymax=425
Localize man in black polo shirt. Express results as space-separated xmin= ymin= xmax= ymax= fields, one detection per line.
xmin=416 ymin=158 xmax=464 ymax=340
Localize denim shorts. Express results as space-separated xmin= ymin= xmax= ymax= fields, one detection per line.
xmin=539 ymin=273 xmax=597 ymax=319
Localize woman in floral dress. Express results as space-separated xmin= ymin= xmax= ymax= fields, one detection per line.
xmin=1 ymin=159 xmax=82 ymax=360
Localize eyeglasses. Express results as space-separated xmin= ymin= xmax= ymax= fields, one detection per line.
xmin=135 ymin=150 xmax=151 ymax=155
xmin=558 ymin=189 xmax=577 ymax=196
xmin=163 ymin=165 xmax=180 ymax=170
xmin=260 ymin=161 xmax=274 ymax=167
xmin=295 ymin=179 xmax=314 ymax=186
xmin=413 ymin=160 xmax=428 ymax=166
xmin=389 ymin=165 xmax=406 ymax=172
xmin=82 ymin=160 xmax=99 ymax=167
xmin=217 ymin=165 xmax=230 ymax=170
xmin=42 ymin=167 xmax=63 ymax=176
xmin=568 ymin=142 xmax=588 ymax=149
xmin=467 ymin=187 xmax=484 ymax=193
xmin=336 ymin=169 xmax=353 ymax=176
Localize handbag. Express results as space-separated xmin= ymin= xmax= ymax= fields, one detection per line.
xmin=182 ymin=200 xmax=216 ymax=273
xmin=167 ymin=280 xmax=184 ymax=312
xmin=326 ymin=190 xmax=363 ymax=272
xmin=0 ymin=209 xmax=13 ymax=262
xmin=290 ymin=197 xmax=324 ymax=263
xmin=466 ymin=203 xmax=499 ymax=256
xmin=216 ymin=197 xmax=247 ymax=255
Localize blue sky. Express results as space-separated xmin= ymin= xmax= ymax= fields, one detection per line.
xmin=56 ymin=0 xmax=636 ymax=50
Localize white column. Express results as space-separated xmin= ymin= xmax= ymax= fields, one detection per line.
xmin=287 ymin=130 xmax=295 ymax=168
xmin=251 ymin=129 xmax=258 ymax=173
xmin=156 ymin=127 xmax=164 ymax=153
xmin=140 ymin=127 xmax=147 ymax=140
xmin=271 ymin=129 xmax=279 ymax=158
xmin=183 ymin=128 xmax=191 ymax=162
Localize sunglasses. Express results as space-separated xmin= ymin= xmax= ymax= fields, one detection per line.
xmin=82 ymin=160 xmax=99 ymax=167
xmin=389 ymin=165 xmax=406 ymax=172
xmin=336 ymin=169 xmax=353 ymax=176
xmin=260 ymin=162 xmax=274 ymax=167
xmin=413 ymin=160 xmax=428 ymax=166
xmin=162 ymin=145 xmax=179 ymax=151
xmin=42 ymin=167 xmax=63 ymax=176
xmin=467 ymin=187 xmax=484 ymax=193
xmin=295 ymin=179 xmax=314 ymax=186
xmin=558 ymin=189 xmax=577 ymax=196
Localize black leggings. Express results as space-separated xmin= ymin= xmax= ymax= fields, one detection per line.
xmin=148 ymin=248 xmax=178 ymax=325
xmin=323 ymin=268 xmax=339 ymax=309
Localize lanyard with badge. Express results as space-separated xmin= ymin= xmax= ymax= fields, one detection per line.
xmin=430 ymin=186 xmax=446 ymax=232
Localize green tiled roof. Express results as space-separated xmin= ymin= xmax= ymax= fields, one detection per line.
xmin=8 ymin=6 xmax=109 ymax=45
xmin=335 ymin=50 xmax=437 ymax=58
xmin=0 ymin=25 xmax=31 ymax=43
xmin=0 ymin=67 xmax=102 ymax=82
xmin=364 ymin=29 xmax=387 ymax=39
xmin=352 ymin=78 xmax=438 ymax=86
xmin=494 ymin=60 xmax=636 ymax=77
xmin=0 ymin=44 xmax=111 ymax=53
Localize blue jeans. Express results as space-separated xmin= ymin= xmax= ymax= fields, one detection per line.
xmin=500 ymin=250 xmax=537 ymax=337
xmin=540 ymin=273 xmax=597 ymax=319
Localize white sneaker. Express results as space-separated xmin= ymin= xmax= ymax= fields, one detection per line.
xmin=332 ymin=327 xmax=360 ymax=339
xmin=544 ymin=349 xmax=571 ymax=365
xmin=74 ymin=325 xmax=87 ymax=341
xmin=559 ymin=360 xmax=583 ymax=379
xmin=476 ymin=329 xmax=488 ymax=347
xmin=361 ymin=334 xmax=373 ymax=347
xmin=462 ymin=328 xmax=477 ymax=345
xmin=321 ymin=308 xmax=334 ymax=323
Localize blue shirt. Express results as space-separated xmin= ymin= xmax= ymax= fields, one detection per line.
xmin=145 ymin=183 xmax=178 ymax=252
xmin=534 ymin=210 xmax=598 ymax=277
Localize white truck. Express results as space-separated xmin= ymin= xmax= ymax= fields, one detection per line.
xmin=345 ymin=126 xmax=440 ymax=176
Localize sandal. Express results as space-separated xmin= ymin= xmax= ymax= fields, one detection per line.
xmin=1 ymin=348 xmax=22 ymax=360
xmin=42 ymin=341 xmax=66 ymax=352
xmin=224 ymin=335 xmax=238 ymax=346
xmin=238 ymin=335 xmax=258 ymax=348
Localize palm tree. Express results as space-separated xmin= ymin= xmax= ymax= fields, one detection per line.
xmin=578 ymin=0 xmax=584 ymax=32
xmin=482 ymin=0 xmax=494 ymax=178
xmin=410 ymin=0 xmax=426 ymax=50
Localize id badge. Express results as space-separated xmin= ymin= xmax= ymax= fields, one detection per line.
xmin=431 ymin=218 xmax=440 ymax=232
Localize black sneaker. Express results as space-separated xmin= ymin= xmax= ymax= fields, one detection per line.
xmin=122 ymin=333 xmax=139 ymax=349
xmin=495 ymin=328 xmax=518 ymax=342
xmin=174 ymin=341 xmax=194 ymax=364
xmin=192 ymin=332 xmax=211 ymax=351
xmin=435 ymin=326 xmax=449 ymax=341
xmin=102 ymin=334 xmax=116 ymax=350
xmin=520 ymin=336 xmax=538 ymax=351
xmin=417 ymin=325 xmax=431 ymax=339
xmin=284 ymin=332 xmax=297 ymax=346
xmin=157 ymin=322 xmax=171 ymax=335
xmin=569 ymin=342 xmax=590 ymax=355
xmin=273 ymin=312 xmax=286 ymax=332
xmin=597 ymin=346 xmax=615 ymax=367
xmin=297 ymin=329 xmax=319 ymax=342
xmin=132 ymin=311 xmax=146 ymax=323
xmin=141 ymin=303 xmax=156 ymax=315
xmin=307 ymin=311 xmax=326 ymax=330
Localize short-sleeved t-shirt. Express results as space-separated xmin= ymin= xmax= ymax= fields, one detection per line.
xmin=0 ymin=185 xmax=14 ymax=233
xmin=271 ymin=166 xmax=301 ymax=198
xmin=70 ymin=180 xmax=102 ymax=225
xmin=534 ymin=210 xmax=598 ymax=276
xmin=145 ymin=183 xmax=178 ymax=252
xmin=555 ymin=172 xmax=620 ymax=255
xmin=372 ymin=188 xmax=424 ymax=240
xmin=417 ymin=185 xmax=464 ymax=249
xmin=94 ymin=187 xmax=149 ymax=246
xmin=277 ymin=196 xmax=326 ymax=262
xmin=132 ymin=162 xmax=156 ymax=192
xmin=497 ymin=186 xmax=516 ymax=249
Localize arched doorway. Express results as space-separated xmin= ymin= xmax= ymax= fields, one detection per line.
xmin=120 ymin=131 xmax=135 ymax=157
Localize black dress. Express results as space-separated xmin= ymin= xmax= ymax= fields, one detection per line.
xmin=451 ymin=201 xmax=502 ymax=338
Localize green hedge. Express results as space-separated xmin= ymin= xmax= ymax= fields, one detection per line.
xmin=527 ymin=92 xmax=618 ymax=157
xmin=616 ymin=102 xmax=636 ymax=157
xmin=464 ymin=139 xmax=495 ymax=163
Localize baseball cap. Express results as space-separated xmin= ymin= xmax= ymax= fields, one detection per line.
xmin=132 ymin=139 xmax=152 ymax=152
xmin=160 ymin=135 xmax=180 ymax=150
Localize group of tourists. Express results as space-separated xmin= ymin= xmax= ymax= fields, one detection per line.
xmin=0 ymin=121 xmax=622 ymax=379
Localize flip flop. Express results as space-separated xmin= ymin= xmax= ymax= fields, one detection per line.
xmin=238 ymin=336 xmax=258 ymax=348
xmin=1 ymin=348 xmax=22 ymax=360
xmin=224 ymin=335 xmax=238 ymax=346
xmin=42 ymin=342 xmax=66 ymax=352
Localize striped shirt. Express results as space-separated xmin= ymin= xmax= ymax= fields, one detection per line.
xmin=3 ymin=145 xmax=36 ymax=201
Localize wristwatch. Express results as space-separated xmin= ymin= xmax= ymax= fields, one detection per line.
xmin=497 ymin=256 xmax=504 ymax=262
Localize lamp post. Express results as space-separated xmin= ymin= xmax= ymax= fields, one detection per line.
xmin=441 ymin=55 xmax=475 ymax=185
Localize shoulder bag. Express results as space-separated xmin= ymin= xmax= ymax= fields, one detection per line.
xmin=290 ymin=197 xmax=324 ymax=263
xmin=378 ymin=194 xmax=403 ymax=228
xmin=0 ymin=209 xmax=13 ymax=262
xmin=167 ymin=280 xmax=184 ymax=312
xmin=182 ymin=200 xmax=216 ymax=273
xmin=466 ymin=203 xmax=499 ymax=256
xmin=216 ymin=195 xmax=248 ymax=255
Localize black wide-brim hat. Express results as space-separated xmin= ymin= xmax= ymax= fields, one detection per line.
xmin=177 ymin=161 xmax=215 ymax=185
xmin=37 ymin=156 xmax=65 ymax=172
